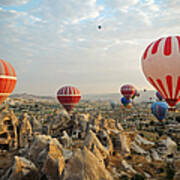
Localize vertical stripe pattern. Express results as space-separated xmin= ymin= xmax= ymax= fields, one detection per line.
xmin=0 ymin=59 xmax=17 ymax=104
xmin=143 ymin=36 xmax=180 ymax=61
xmin=142 ymin=36 xmax=180 ymax=107
xmin=57 ymin=86 xmax=81 ymax=112
xmin=120 ymin=85 xmax=136 ymax=100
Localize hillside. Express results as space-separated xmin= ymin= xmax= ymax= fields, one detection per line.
xmin=10 ymin=90 xmax=156 ymax=103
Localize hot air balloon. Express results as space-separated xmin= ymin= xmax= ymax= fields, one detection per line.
xmin=132 ymin=90 xmax=140 ymax=99
xmin=57 ymin=86 xmax=81 ymax=112
xmin=136 ymin=91 xmax=140 ymax=97
xmin=121 ymin=97 xmax=131 ymax=107
xmin=126 ymin=103 xmax=132 ymax=109
xmin=121 ymin=84 xmax=136 ymax=100
xmin=98 ymin=25 xmax=101 ymax=29
xmin=151 ymin=102 xmax=168 ymax=122
xmin=120 ymin=104 xmax=125 ymax=109
xmin=156 ymin=91 xmax=163 ymax=101
xmin=141 ymin=36 xmax=180 ymax=107
xmin=132 ymin=93 xmax=136 ymax=100
xmin=110 ymin=101 xmax=115 ymax=109
xmin=0 ymin=59 xmax=17 ymax=104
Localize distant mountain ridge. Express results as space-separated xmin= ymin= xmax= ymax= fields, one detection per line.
xmin=11 ymin=90 xmax=156 ymax=102
xmin=10 ymin=93 xmax=55 ymax=100
xmin=83 ymin=90 xmax=156 ymax=102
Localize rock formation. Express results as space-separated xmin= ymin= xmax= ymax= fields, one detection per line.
xmin=63 ymin=147 xmax=113 ymax=180
xmin=0 ymin=108 xmax=18 ymax=151
xmin=0 ymin=101 xmax=180 ymax=180
xmin=1 ymin=156 xmax=39 ymax=180
xmin=18 ymin=113 xmax=33 ymax=148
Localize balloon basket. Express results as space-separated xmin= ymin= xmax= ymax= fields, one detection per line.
xmin=168 ymin=107 xmax=176 ymax=112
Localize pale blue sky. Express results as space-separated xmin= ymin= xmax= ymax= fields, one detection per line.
xmin=0 ymin=0 xmax=180 ymax=95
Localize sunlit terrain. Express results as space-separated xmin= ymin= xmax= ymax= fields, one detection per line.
xmin=0 ymin=94 xmax=179 ymax=180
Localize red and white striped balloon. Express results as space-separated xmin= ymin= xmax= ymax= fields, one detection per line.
xmin=0 ymin=59 xmax=17 ymax=104
xmin=57 ymin=86 xmax=81 ymax=112
xmin=141 ymin=36 xmax=180 ymax=107
xmin=120 ymin=84 xmax=136 ymax=100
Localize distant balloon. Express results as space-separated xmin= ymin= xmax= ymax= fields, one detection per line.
xmin=121 ymin=97 xmax=131 ymax=107
xmin=151 ymin=102 xmax=168 ymax=122
xmin=132 ymin=94 xmax=135 ymax=100
xmin=110 ymin=101 xmax=115 ymax=109
xmin=156 ymin=91 xmax=163 ymax=101
xmin=57 ymin=86 xmax=81 ymax=112
xmin=132 ymin=90 xmax=140 ymax=99
xmin=141 ymin=36 xmax=180 ymax=107
xmin=0 ymin=59 xmax=17 ymax=104
xmin=98 ymin=25 xmax=101 ymax=29
xmin=121 ymin=104 xmax=125 ymax=109
xmin=135 ymin=91 xmax=140 ymax=97
xmin=127 ymin=103 xmax=132 ymax=109
xmin=121 ymin=84 xmax=136 ymax=100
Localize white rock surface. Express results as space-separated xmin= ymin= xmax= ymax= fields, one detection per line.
xmin=160 ymin=137 xmax=177 ymax=155
xmin=145 ymin=154 xmax=152 ymax=163
xmin=135 ymin=134 xmax=154 ymax=146
xmin=131 ymin=142 xmax=147 ymax=154
xmin=121 ymin=160 xmax=137 ymax=174
xmin=60 ymin=131 xmax=72 ymax=147
xmin=151 ymin=149 xmax=162 ymax=161
xmin=144 ymin=172 xmax=151 ymax=178
xmin=62 ymin=149 xmax=73 ymax=161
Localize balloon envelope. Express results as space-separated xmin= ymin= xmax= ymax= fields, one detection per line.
xmin=57 ymin=86 xmax=81 ymax=112
xmin=0 ymin=59 xmax=17 ymax=104
xmin=132 ymin=90 xmax=140 ymax=99
xmin=156 ymin=91 xmax=163 ymax=101
xmin=121 ymin=85 xmax=136 ymax=100
xmin=141 ymin=36 xmax=180 ymax=107
xmin=127 ymin=104 xmax=132 ymax=109
xmin=110 ymin=101 xmax=115 ymax=109
xmin=121 ymin=97 xmax=131 ymax=106
xmin=151 ymin=102 xmax=168 ymax=121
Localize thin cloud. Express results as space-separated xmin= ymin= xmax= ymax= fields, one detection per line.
xmin=0 ymin=0 xmax=31 ymax=6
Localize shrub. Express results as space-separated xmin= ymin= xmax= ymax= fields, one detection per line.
xmin=157 ymin=167 xmax=164 ymax=173
xmin=177 ymin=145 xmax=180 ymax=151
xmin=158 ymin=130 xmax=163 ymax=137
xmin=119 ymin=175 xmax=129 ymax=180
xmin=131 ymin=174 xmax=146 ymax=180
xmin=166 ymin=164 xmax=175 ymax=180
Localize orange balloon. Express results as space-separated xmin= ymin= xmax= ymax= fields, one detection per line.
xmin=0 ymin=59 xmax=17 ymax=104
